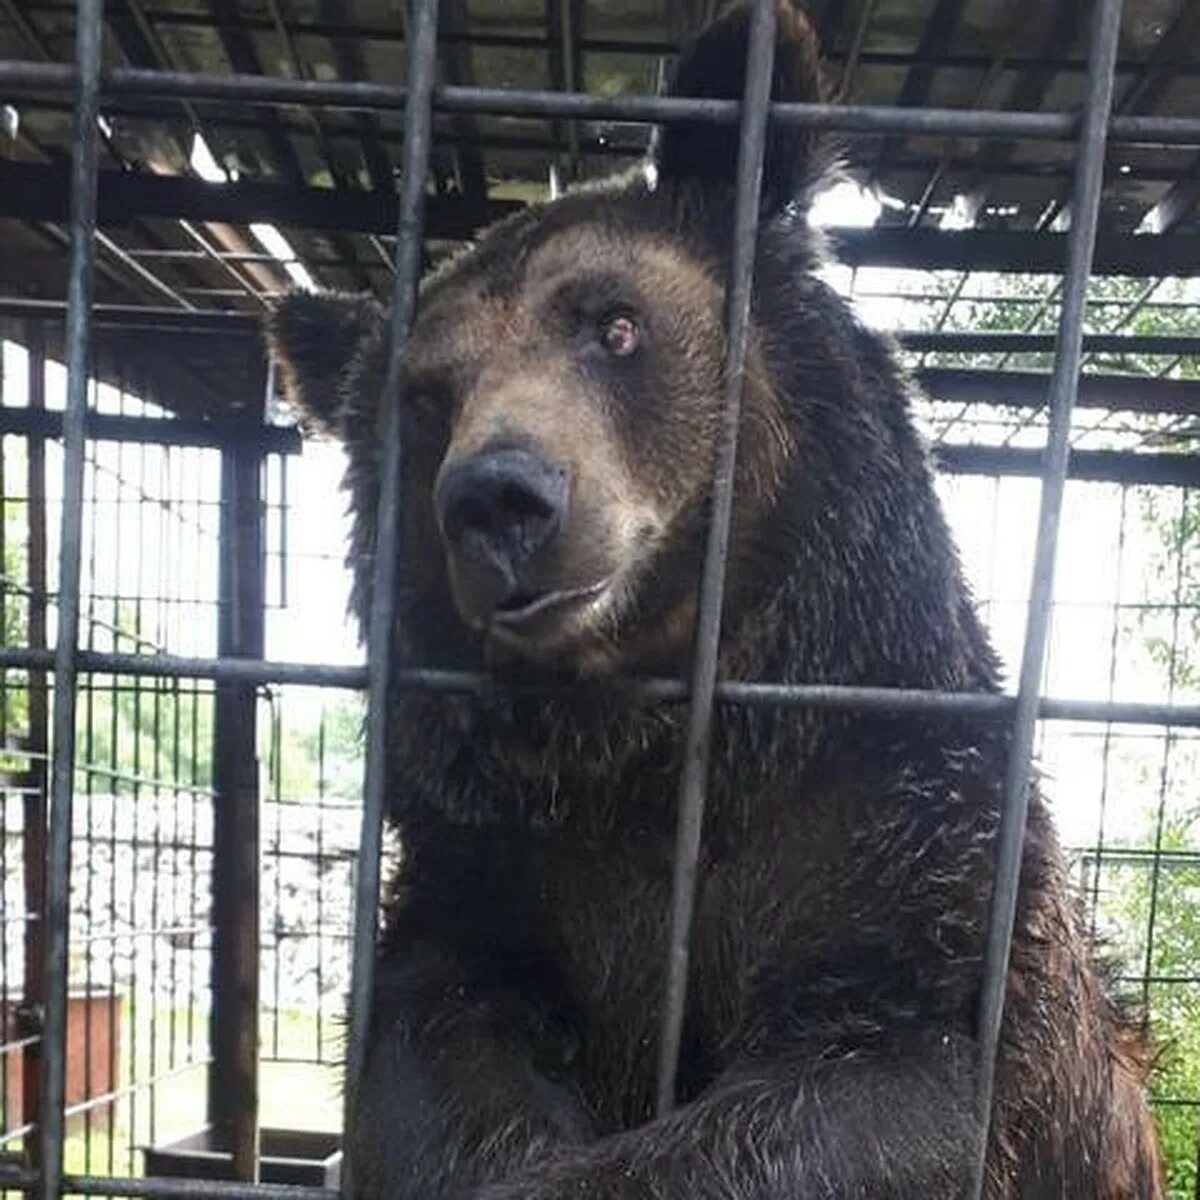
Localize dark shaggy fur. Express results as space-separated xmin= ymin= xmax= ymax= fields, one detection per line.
xmin=265 ymin=2 xmax=1164 ymax=1196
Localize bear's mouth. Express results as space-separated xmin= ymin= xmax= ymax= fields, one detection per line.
xmin=490 ymin=577 xmax=611 ymax=631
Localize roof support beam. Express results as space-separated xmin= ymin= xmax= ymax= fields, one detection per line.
xmin=916 ymin=367 xmax=1200 ymax=416
xmin=1141 ymin=156 xmax=1200 ymax=234
xmin=4 ymin=161 xmax=1200 ymax=274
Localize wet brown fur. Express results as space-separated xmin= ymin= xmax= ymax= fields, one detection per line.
xmin=264 ymin=2 xmax=1164 ymax=1196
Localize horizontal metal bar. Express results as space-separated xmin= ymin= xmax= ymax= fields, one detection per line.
xmin=0 ymin=646 xmax=1198 ymax=726
xmin=918 ymin=367 xmax=1200 ymax=416
xmin=0 ymin=162 xmax=517 ymax=246
xmin=1 ymin=62 xmax=1198 ymax=145
xmin=905 ymin=331 xmax=1200 ymax=355
xmin=59 ymin=1054 xmax=212 ymax=1123
xmin=8 ymin=295 xmax=1198 ymax=357
xmin=5 ymin=173 xmax=1200 ymax=274
xmin=0 ymin=1121 xmax=37 ymax=1146
xmin=1075 ymin=847 xmax=1200 ymax=865
xmin=0 ymin=913 xmax=40 ymax=929
xmin=0 ymin=646 xmax=367 ymax=686
xmin=0 ymin=296 xmax=263 ymax=333
xmin=10 ymin=98 xmax=1200 ymax=178
xmin=1107 ymin=114 xmax=1200 ymax=145
xmin=76 ymin=761 xmax=216 ymax=795
xmin=0 ymin=1170 xmax=337 ymax=1200
xmin=1117 ymin=974 xmax=1200 ymax=985
xmin=0 ymin=1035 xmax=40 ymax=1055
xmin=0 ymin=406 xmax=302 ymax=453
xmin=935 ymin=445 xmax=1200 ymax=488
xmin=80 ymin=923 xmax=210 ymax=943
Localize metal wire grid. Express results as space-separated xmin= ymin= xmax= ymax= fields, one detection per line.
xmin=933 ymin=466 xmax=1200 ymax=1188
xmin=880 ymin=269 xmax=1200 ymax=454
xmin=0 ymin=0 xmax=1199 ymax=1196
xmin=0 ymin=338 xmax=222 ymax=1181
xmin=258 ymin=690 xmax=359 ymax=1074
xmin=0 ymin=336 xmax=366 ymax=1186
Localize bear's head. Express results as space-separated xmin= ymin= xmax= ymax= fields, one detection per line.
xmin=266 ymin=1 xmax=993 ymax=696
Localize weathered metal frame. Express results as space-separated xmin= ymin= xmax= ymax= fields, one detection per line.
xmin=1 ymin=0 xmax=1195 ymax=1195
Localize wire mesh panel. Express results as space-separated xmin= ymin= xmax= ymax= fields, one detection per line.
xmin=0 ymin=332 xmax=361 ymax=1195
xmin=1 ymin=0 xmax=1200 ymax=1197
xmin=1 ymin=335 xmax=223 ymax=1182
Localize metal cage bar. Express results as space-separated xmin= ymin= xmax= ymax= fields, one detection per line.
xmin=35 ymin=0 xmax=104 ymax=1196
xmin=1 ymin=60 xmax=1199 ymax=146
xmin=339 ymin=0 xmax=440 ymax=1196
xmin=655 ymin=0 xmax=778 ymax=1117
xmin=2 ymin=648 xmax=1200 ymax=727
xmin=967 ymin=0 xmax=1126 ymax=1194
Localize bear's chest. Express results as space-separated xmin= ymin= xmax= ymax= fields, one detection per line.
xmin=527 ymin=803 xmax=854 ymax=1128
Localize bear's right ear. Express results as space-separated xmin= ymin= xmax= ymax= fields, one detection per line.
xmin=653 ymin=0 xmax=833 ymax=219
xmin=264 ymin=290 xmax=386 ymax=438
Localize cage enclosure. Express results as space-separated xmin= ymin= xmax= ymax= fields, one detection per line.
xmin=0 ymin=0 xmax=1199 ymax=1197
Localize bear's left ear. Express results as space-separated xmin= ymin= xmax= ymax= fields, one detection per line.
xmin=653 ymin=0 xmax=833 ymax=219
xmin=264 ymin=290 xmax=387 ymax=439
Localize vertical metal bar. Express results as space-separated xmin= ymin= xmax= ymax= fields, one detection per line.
xmin=38 ymin=0 xmax=104 ymax=1194
xmin=557 ymin=0 xmax=582 ymax=183
xmin=341 ymin=0 xmax=439 ymax=1193
xmin=1087 ymin=486 xmax=1129 ymax=942
xmin=270 ymin=706 xmax=283 ymax=1061
xmin=315 ymin=708 xmax=327 ymax=1061
xmin=1138 ymin=490 xmax=1188 ymax=1013
xmin=654 ymin=0 xmax=777 ymax=1118
xmin=21 ymin=324 xmax=49 ymax=1172
xmin=208 ymin=398 xmax=266 ymax=1181
xmin=968 ymin=0 xmax=1124 ymax=1194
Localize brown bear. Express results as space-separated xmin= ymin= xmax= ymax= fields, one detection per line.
xmin=265 ymin=2 xmax=1164 ymax=1196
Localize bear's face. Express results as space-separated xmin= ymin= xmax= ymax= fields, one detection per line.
xmin=266 ymin=0 xmax=831 ymax=676
xmin=404 ymin=218 xmax=736 ymax=669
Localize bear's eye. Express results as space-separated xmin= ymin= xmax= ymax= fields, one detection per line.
xmin=598 ymin=312 xmax=640 ymax=358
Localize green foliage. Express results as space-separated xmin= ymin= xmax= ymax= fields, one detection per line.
xmin=1137 ymin=490 xmax=1200 ymax=697
xmin=1106 ymin=816 xmax=1200 ymax=1198
xmin=267 ymin=691 xmax=365 ymax=803
xmin=75 ymin=676 xmax=215 ymax=791
xmin=2 ymin=490 xmax=30 ymax=753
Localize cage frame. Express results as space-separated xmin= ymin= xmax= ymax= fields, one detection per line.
xmin=1 ymin=0 xmax=1200 ymax=1197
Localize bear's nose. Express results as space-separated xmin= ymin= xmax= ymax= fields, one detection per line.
xmin=435 ymin=446 xmax=568 ymax=588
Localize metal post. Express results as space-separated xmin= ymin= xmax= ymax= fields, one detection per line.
xmin=21 ymin=323 xmax=49 ymax=1170
xmin=37 ymin=0 xmax=103 ymax=1195
xmin=209 ymin=398 xmax=267 ymax=1181
xmin=654 ymin=0 xmax=778 ymax=1117
xmin=340 ymin=0 xmax=440 ymax=1194
xmin=968 ymin=0 xmax=1125 ymax=1195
